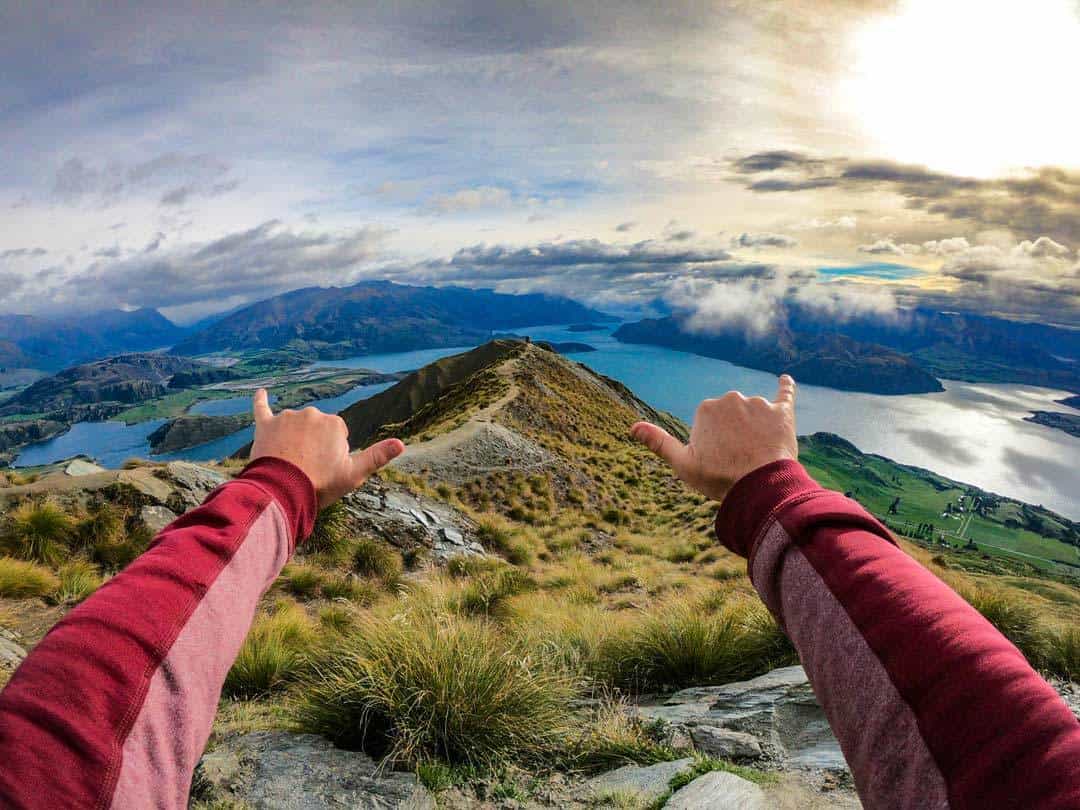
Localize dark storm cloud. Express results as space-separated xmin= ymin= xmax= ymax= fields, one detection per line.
xmin=730 ymin=151 xmax=1080 ymax=245
xmin=53 ymin=153 xmax=234 ymax=206
xmin=0 ymin=247 xmax=47 ymax=259
xmin=58 ymin=220 xmax=388 ymax=311
xmin=732 ymin=232 xmax=798 ymax=249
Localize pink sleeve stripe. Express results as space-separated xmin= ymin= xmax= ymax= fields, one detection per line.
xmin=110 ymin=501 xmax=293 ymax=809
xmin=0 ymin=457 xmax=316 ymax=810
xmin=792 ymin=519 xmax=1080 ymax=810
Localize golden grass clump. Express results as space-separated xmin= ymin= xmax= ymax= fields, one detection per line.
xmin=0 ymin=555 xmax=60 ymax=598
xmin=1 ymin=499 xmax=74 ymax=565
xmin=51 ymin=559 xmax=104 ymax=605
xmin=294 ymin=608 xmax=576 ymax=767
xmin=224 ymin=601 xmax=317 ymax=699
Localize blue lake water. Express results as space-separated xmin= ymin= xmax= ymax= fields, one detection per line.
xmin=13 ymin=325 xmax=1080 ymax=519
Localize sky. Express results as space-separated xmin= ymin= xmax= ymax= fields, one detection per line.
xmin=1 ymin=0 xmax=1078 ymax=327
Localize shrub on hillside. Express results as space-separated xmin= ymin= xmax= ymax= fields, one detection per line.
xmin=963 ymin=586 xmax=1046 ymax=665
xmin=294 ymin=610 xmax=575 ymax=766
xmin=224 ymin=602 xmax=316 ymax=699
xmin=1043 ymin=627 xmax=1080 ymax=681
xmin=75 ymin=502 xmax=124 ymax=550
xmin=595 ymin=600 xmax=789 ymax=692
xmin=352 ymin=538 xmax=403 ymax=587
xmin=1 ymin=499 xmax=74 ymax=566
xmin=475 ymin=518 xmax=532 ymax=565
xmin=50 ymin=560 xmax=103 ymax=605
xmin=306 ymin=502 xmax=353 ymax=561
xmin=90 ymin=523 xmax=152 ymax=571
xmin=0 ymin=556 xmax=59 ymax=598
xmin=454 ymin=567 xmax=537 ymax=617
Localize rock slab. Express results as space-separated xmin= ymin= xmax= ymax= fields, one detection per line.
xmin=665 ymin=771 xmax=766 ymax=810
xmin=584 ymin=757 xmax=694 ymax=804
xmin=194 ymin=731 xmax=435 ymax=809
xmin=637 ymin=666 xmax=846 ymax=773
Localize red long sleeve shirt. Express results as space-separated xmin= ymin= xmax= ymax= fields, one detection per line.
xmin=0 ymin=457 xmax=1076 ymax=808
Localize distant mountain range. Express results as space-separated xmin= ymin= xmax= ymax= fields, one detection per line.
xmin=614 ymin=306 xmax=1080 ymax=396
xmin=614 ymin=318 xmax=944 ymax=395
xmin=171 ymin=281 xmax=612 ymax=358
xmin=0 ymin=309 xmax=185 ymax=371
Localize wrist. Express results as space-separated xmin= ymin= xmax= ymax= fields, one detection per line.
xmin=714 ymin=459 xmax=819 ymax=558
xmin=237 ymin=456 xmax=319 ymax=544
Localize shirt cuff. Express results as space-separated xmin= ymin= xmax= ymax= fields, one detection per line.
xmin=236 ymin=456 xmax=318 ymax=543
xmin=714 ymin=459 xmax=821 ymax=558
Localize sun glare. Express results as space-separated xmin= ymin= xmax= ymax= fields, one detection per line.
xmin=840 ymin=0 xmax=1080 ymax=177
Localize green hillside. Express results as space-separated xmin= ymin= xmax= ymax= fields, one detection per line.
xmin=800 ymin=433 xmax=1080 ymax=577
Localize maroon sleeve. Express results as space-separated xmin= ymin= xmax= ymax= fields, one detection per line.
xmin=717 ymin=459 xmax=1080 ymax=810
xmin=0 ymin=457 xmax=316 ymax=810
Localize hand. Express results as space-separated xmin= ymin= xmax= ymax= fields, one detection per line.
xmin=250 ymin=389 xmax=405 ymax=508
xmin=631 ymin=375 xmax=797 ymax=501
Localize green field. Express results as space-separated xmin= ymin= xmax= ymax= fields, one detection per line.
xmin=799 ymin=433 xmax=1080 ymax=577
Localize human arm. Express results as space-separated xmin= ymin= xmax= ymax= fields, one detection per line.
xmin=632 ymin=377 xmax=1080 ymax=810
xmin=0 ymin=392 xmax=404 ymax=809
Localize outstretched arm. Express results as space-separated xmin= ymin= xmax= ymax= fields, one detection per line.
xmin=633 ymin=377 xmax=1080 ymax=810
xmin=0 ymin=392 xmax=404 ymax=810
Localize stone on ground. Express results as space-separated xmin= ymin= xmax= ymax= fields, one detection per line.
xmin=637 ymin=666 xmax=846 ymax=773
xmin=583 ymin=758 xmax=694 ymax=805
xmin=164 ymin=461 xmax=228 ymax=510
xmin=665 ymin=771 xmax=766 ymax=810
xmin=193 ymin=731 xmax=435 ymax=809
xmin=688 ymin=727 xmax=762 ymax=761
xmin=64 ymin=458 xmax=106 ymax=477
xmin=140 ymin=504 xmax=178 ymax=534
xmin=0 ymin=629 xmax=27 ymax=671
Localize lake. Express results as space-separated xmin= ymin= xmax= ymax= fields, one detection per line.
xmin=15 ymin=324 xmax=1080 ymax=519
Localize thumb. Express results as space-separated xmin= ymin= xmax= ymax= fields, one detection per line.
xmin=631 ymin=421 xmax=688 ymax=471
xmin=350 ymin=438 xmax=406 ymax=485
xmin=253 ymin=388 xmax=274 ymax=424
xmin=774 ymin=374 xmax=796 ymax=408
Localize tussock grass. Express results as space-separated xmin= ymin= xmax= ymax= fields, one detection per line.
xmin=75 ymin=502 xmax=124 ymax=549
xmin=352 ymin=538 xmax=403 ymax=587
xmin=475 ymin=516 xmax=533 ymax=565
xmin=595 ymin=600 xmax=795 ymax=692
xmin=963 ymin=585 xmax=1047 ymax=664
xmin=279 ymin=563 xmax=325 ymax=599
xmin=1 ymin=499 xmax=74 ymax=565
xmin=89 ymin=523 xmax=152 ymax=571
xmin=306 ymin=502 xmax=352 ymax=560
xmin=51 ymin=560 xmax=103 ymax=605
xmin=294 ymin=609 xmax=576 ymax=766
xmin=1043 ymin=627 xmax=1080 ymax=681
xmin=454 ymin=567 xmax=537 ymax=617
xmin=321 ymin=573 xmax=381 ymax=606
xmin=224 ymin=602 xmax=317 ymax=699
xmin=565 ymin=697 xmax=680 ymax=773
xmin=0 ymin=555 xmax=59 ymax=598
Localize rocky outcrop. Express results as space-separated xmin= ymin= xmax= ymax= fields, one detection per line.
xmin=584 ymin=758 xmax=695 ymax=805
xmin=666 ymin=771 xmax=766 ymax=810
xmin=0 ymin=419 xmax=66 ymax=462
xmin=192 ymin=731 xmax=435 ymax=809
xmin=341 ymin=480 xmax=485 ymax=563
xmin=161 ymin=461 xmax=228 ymax=511
xmin=1025 ymin=410 xmax=1080 ymax=438
xmin=0 ymin=628 xmax=27 ymax=673
xmin=636 ymin=666 xmax=846 ymax=773
xmin=147 ymin=414 xmax=252 ymax=454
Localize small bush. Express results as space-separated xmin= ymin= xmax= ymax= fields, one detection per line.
xmin=455 ymin=568 xmax=537 ymax=617
xmin=294 ymin=610 xmax=575 ymax=766
xmin=446 ymin=555 xmax=504 ymax=579
xmin=321 ymin=574 xmax=381 ymax=606
xmin=75 ymin=503 xmax=124 ymax=549
xmin=964 ymin=586 xmax=1046 ymax=665
xmin=306 ymin=502 xmax=353 ymax=560
xmin=319 ymin=604 xmax=357 ymax=635
xmin=352 ymin=538 xmax=403 ymax=586
xmin=51 ymin=560 xmax=103 ymax=605
xmin=0 ymin=556 xmax=59 ymax=598
xmin=279 ymin=564 xmax=325 ymax=599
xmin=1043 ymin=627 xmax=1080 ymax=681
xmin=1 ymin=499 xmax=74 ymax=565
xmin=595 ymin=601 xmax=787 ymax=692
xmin=565 ymin=698 xmax=680 ymax=772
xmin=475 ymin=518 xmax=531 ymax=564
xmin=224 ymin=602 xmax=316 ymax=699
xmin=90 ymin=524 xmax=152 ymax=571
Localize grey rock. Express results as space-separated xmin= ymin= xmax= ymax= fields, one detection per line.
xmin=584 ymin=758 xmax=694 ymax=804
xmin=340 ymin=481 xmax=483 ymax=564
xmin=637 ymin=666 xmax=846 ymax=773
xmin=1050 ymin=678 xmax=1080 ymax=722
xmin=193 ymin=731 xmax=435 ymax=809
xmin=117 ymin=468 xmax=175 ymax=505
xmin=140 ymin=504 xmax=178 ymax=535
xmin=688 ymin=727 xmax=762 ymax=761
xmin=0 ymin=634 xmax=27 ymax=670
xmin=165 ymin=461 xmax=227 ymax=509
xmin=64 ymin=459 xmax=107 ymax=477
xmin=665 ymin=771 xmax=766 ymax=810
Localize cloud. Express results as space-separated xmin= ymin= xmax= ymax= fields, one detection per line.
xmin=732 ymin=232 xmax=798 ymax=249
xmin=424 ymin=186 xmax=512 ymax=214
xmin=51 ymin=153 xmax=234 ymax=207
xmin=56 ymin=220 xmax=389 ymax=313
xmin=664 ymin=267 xmax=897 ymax=338
xmin=794 ymin=216 xmax=857 ymax=230
xmin=731 ymin=151 xmax=1080 ymax=246
xmin=858 ymin=239 xmax=905 ymax=255
xmin=615 ymin=221 xmax=636 ymax=232
xmin=0 ymin=247 xmax=47 ymax=260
